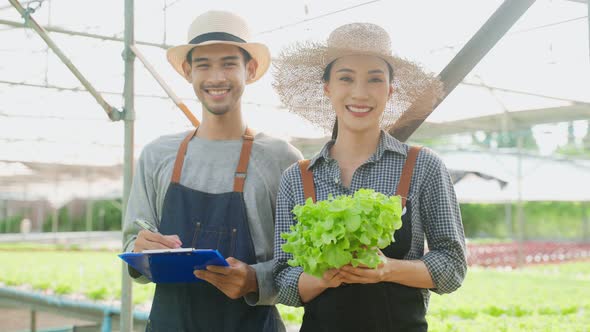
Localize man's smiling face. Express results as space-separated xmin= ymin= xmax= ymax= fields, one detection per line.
xmin=183 ymin=44 xmax=256 ymax=116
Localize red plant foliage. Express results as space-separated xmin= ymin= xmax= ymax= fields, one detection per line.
xmin=465 ymin=241 xmax=590 ymax=268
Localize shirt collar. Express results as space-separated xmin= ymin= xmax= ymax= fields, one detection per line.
xmin=307 ymin=130 xmax=407 ymax=169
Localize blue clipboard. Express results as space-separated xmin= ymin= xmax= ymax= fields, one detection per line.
xmin=118 ymin=248 xmax=229 ymax=283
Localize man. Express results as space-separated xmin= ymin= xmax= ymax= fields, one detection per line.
xmin=122 ymin=10 xmax=301 ymax=332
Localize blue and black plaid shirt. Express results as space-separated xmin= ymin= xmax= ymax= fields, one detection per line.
xmin=273 ymin=130 xmax=467 ymax=308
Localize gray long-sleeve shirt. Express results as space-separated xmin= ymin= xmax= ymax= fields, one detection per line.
xmin=123 ymin=130 xmax=302 ymax=307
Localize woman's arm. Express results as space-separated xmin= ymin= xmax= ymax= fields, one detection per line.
xmin=340 ymin=150 xmax=466 ymax=291
xmin=338 ymin=252 xmax=434 ymax=288
xmin=381 ymin=259 xmax=434 ymax=288
xmin=273 ymin=166 xmax=307 ymax=306
xmin=274 ymin=165 xmax=345 ymax=304
xmin=417 ymin=151 xmax=467 ymax=294
xmin=298 ymin=270 xmax=343 ymax=303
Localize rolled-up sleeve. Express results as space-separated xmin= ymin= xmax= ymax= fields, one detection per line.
xmin=419 ymin=153 xmax=467 ymax=294
xmin=273 ymin=166 xmax=305 ymax=307
xmin=244 ymin=260 xmax=277 ymax=305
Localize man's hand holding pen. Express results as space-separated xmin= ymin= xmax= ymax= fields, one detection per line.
xmin=132 ymin=218 xmax=182 ymax=252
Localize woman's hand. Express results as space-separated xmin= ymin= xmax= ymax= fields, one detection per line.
xmin=338 ymin=250 xmax=394 ymax=284
xmin=320 ymin=268 xmax=345 ymax=288
xmin=298 ymin=269 xmax=344 ymax=303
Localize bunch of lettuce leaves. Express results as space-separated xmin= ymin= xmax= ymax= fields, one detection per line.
xmin=281 ymin=188 xmax=403 ymax=278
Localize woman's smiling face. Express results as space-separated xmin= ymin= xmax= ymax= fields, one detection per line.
xmin=324 ymin=54 xmax=393 ymax=135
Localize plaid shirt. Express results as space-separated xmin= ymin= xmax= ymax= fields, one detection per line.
xmin=273 ymin=131 xmax=467 ymax=308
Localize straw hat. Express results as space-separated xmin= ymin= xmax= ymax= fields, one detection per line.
xmin=272 ymin=23 xmax=443 ymax=133
xmin=167 ymin=11 xmax=271 ymax=84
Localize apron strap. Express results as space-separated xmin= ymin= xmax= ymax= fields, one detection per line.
xmin=298 ymin=159 xmax=316 ymax=203
xmin=171 ymin=129 xmax=198 ymax=183
xmin=233 ymin=128 xmax=255 ymax=192
xmin=298 ymin=146 xmax=421 ymax=207
xmin=170 ymin=128 xmax=255 ymax=187
xmin=396 ymin=146 xmax=422 ymax=208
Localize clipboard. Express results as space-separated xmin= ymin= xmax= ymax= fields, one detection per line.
xmin=118 ymin=248 xmax=229 ymax=283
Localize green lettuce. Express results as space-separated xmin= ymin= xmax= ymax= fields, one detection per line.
xmin=281 ymin=188 xmax=403 ymax=277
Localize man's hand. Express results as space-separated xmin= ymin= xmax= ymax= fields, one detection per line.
xmin=193 ymin=257 xmax=258 ymax=300
xmin=132 ymin=230 xmax=182 ymax=252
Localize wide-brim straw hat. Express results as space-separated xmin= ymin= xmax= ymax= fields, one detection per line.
xmin=167 ymin=11 xmax=271 ymax=84
xmin=273 ymin=23 xmax=443 ymax=133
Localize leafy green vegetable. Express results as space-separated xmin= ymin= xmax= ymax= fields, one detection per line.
xmin=281 ymin=188 xmax=403 ymax=277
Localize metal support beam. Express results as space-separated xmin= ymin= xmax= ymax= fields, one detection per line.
xmin=8 ymin=0 xmax=123 ymax=121
xmin=389 ymin=0 xmax=536 ymax=141
xmin=0 ymin=0 xmax=35 ymax=11
xmin=0 ymin=18 xmax=173 ymax=49
xmin=120 ymin=0 xmax=135 ymax=330
xmin=131 ymin=45 xmax=200 ymax=127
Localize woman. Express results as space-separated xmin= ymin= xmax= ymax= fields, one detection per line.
xmin=272 ymin=23 xmax=467 ymax=331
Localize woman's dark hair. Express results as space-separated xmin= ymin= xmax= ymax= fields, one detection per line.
xmin=323 ymin=59 xmax=394 ymax=139
xmin=322 ymin=59 xmax=394 ymax=83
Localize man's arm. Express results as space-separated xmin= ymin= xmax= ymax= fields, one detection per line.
xmin=244 ymin=140 xmax=304 ymax=306
xmin=122 ymin=150 xmax=158 ymax=254
xmin=244 ymin=261 xmax=275 ymax=305
xmin=122 ymin=149 xmax=180 ymax=281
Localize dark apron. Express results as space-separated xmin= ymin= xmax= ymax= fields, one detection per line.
xmin=297 ymin=146 xmax=427 ymax=332
xmin=147 ymin=129 xmax=278 ymax=332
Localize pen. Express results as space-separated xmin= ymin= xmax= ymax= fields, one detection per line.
xmin=134 ymin=218 xmax=160 ymax=234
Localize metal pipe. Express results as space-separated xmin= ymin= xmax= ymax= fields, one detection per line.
xmin=583 ymin=202 xmax=589 ymax=242
xmin=120 ymin=0 xmax=135 ymax=331
xmin=0 ymin=79 xmax=193 ymax=101
xmin=8 ymin=0 xmax=122 ymax=121
xmin=85 ymin=168 xmax=92 ymax=233
xmin=52 ymin=173 xmax=58 ymax=234
xmin=389 ymin=0 xmax=536 ymax=141
xmin=461 ymin=81 xmax=587 ymax=104
xmin=0 ymin=287 xmax=149 ymax=329
xmin=516 ymin=134 xmax=525 ymax=267
xmin=102 ymin=311 xmax=112 ymax=332
xmin=507 ymin=202 xmax=514 ymax=239
xmin=30 ymin=309 xmax=36 ymax=332
xmin=131 ymin=45 xmax=200 ymax=127
xmin=0 ymin=18 xmax=173 ymax=49
xmin=0 ymin=231 xmax=121 ymax=243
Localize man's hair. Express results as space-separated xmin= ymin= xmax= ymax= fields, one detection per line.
xmin=185 ymin=46 xmax=253 ymax=65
